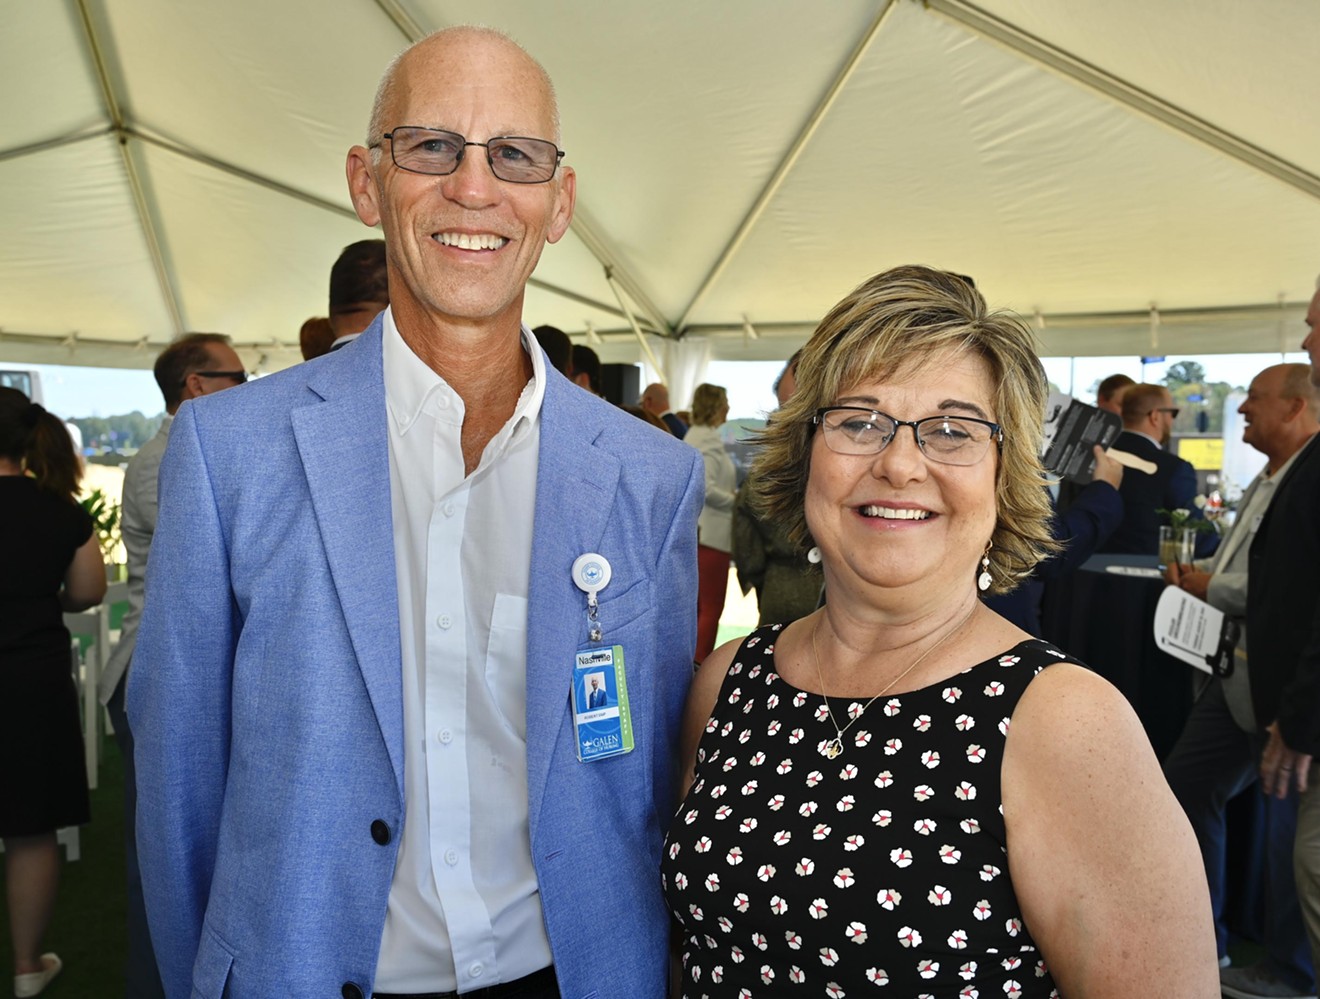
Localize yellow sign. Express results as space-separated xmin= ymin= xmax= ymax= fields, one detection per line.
xmin=1177 ymin=438 xmax=1224 ymax=470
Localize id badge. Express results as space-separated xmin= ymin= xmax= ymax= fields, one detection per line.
xmin=571 ymin=645 xmax=634 ymax=762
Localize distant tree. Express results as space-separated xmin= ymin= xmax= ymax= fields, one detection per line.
xmin=1165 ymin=361 xmax=1207 ymax=387
xmin=69 ymin=410 xmax=164 ymax=452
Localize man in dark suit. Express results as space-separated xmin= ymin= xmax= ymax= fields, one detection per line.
xmin=1099 ymin=382 xmax=1200 ymax=556
xmin=640 ymin=382 xmax=686 ymax=438
xmin=1266 ymin=279 xmax=1320 ymax=997
xmin=587 ymin=676 xmax=607 ymax=710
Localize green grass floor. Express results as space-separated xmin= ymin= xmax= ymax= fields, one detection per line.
xmin=2 ymin=736 xmax=127 ymax=997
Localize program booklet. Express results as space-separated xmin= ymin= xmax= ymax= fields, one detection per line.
xmin=1040 ymin=392 xmax=1123 ymax=484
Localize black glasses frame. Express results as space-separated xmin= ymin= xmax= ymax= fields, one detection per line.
xmin=371 ymin=126 xmax=565 ymax=184
xmin=1155 ymin=407 xmax=1181 ymax=418
xmin=812 ymin=406 xmax=1004 ymax=464
xmin=187 ymin=370 xmax=248 ymax=385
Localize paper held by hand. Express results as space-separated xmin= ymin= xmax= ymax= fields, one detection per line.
xmin=1153 ymin=586 xmax=1224 ymax=675
xmin=1106 ymin=448 xmax=1158 ymax=476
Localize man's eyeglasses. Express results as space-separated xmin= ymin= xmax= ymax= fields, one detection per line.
xmin=187 ymin=370 xmax=247 ymax=385
xmin=371 ymin=126 xmax=565 ymax=184
xmin=813 ymin=407 xmax=1003 ymax=466
xmin=1155 ymin=407 xmax=1180 ymax=417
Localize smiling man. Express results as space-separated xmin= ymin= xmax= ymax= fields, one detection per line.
xmin=128 ymin=28 xmax=703 ymax=999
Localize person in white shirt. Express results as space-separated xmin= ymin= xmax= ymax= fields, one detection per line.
xmin=128 ymin=27 xmax=703 ymax=999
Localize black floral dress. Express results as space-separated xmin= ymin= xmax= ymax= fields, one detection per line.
xmin=662 ymin=624 xmax=1072 ymax=998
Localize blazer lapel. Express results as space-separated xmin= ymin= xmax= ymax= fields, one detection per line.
xmin=525 ymin=374 xmax=621 ymax=839
xmin=290 ymin=321 xmax=405 ymax=796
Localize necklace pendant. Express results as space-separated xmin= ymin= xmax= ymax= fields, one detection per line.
xmin=824 ymin=737 xmax=843 ymax=759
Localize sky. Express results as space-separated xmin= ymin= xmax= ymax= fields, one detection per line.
xmin=4 ymin=350 xmax=1311 ymax=423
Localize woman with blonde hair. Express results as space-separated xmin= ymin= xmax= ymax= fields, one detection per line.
xmin=0 ymin=388 xmax=105 ymax=997
xmin=663 ymin=266 xmax=1216 ymax=997
xmin=684 ymin=383 xmax=737 ymax=661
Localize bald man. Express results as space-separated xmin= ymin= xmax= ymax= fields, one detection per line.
xmin=130 ymin=28 xmax=702 ymax=999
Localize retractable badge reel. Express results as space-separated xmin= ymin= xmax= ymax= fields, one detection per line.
xmin=572 ymin=553 xmax=612 ymax=643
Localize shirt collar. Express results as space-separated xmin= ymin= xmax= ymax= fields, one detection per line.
xmin=1130 ymin=429 xmax=1165 ymax=450
xmin=382 ymin=306 xmax=545 ymax=450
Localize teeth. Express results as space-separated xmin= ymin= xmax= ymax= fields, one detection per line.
xmin=860 ymin=506 xmax=931 ymax=520
xmin=436 ymin=232 xmax=507 ymax=250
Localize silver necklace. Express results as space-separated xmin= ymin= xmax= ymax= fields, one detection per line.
xmin=811 ymin=605 xmax=977 ymax=759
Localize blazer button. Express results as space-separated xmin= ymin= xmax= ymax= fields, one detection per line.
xmin=371 ymin=819 xmax=391 ymax=845
xmin=342 ymin=984 xmax=363 ymax=999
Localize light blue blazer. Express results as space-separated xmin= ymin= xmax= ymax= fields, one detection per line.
xmin=128 ymin=319 xmax=703 ymax=999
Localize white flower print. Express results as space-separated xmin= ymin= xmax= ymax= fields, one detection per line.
xmin=884 ymin=738 xmax=903 ymax=755
xmin=955 ymin=713 xmax=975 ymax=731
xmin=725 ymin=846 xmax=743 ymax=865
xmin=717 ymin=916 xmax=733 ymax=933
xmin=883 ymin=698 xmax=902 ymax=717
xmin=834 ymin=867 xmax=856 ymax=888
xmin=752 ymin=932 xmax=768 ymax=950
xmin=673 ymin=872 xmax=688 ymax=890
xmin=876 ymin=887 xmax=902 ymax=910
xmin=789 ymin=965 xmax=805 ymax=983
xmin=973 ymin=899 xmax=992 ymax=920
xmin=967 ymin=744 xmax=986 ymax=764
xmin=825 ymin=982 xmax=846 ymax=998
xmin=668 ymin=841 xmax=680 ymax=859
xmin=728 ymin=687 xmax=742 ymax=704
xmin=769 ymin=895 xmax=789 ymax=915
xmin=738 ymin=817 xmax=758 ymax=834
xmin=785 ymin=929 xmax=801 ymax=948
xmin=809 ymin=898 xmax=829 ymax=919
xmin=714 ymin=804 xmax=733 ymax=820
xmin=740 ymin=780 xmax=758 ymax=795
xmin=766 ymin=719 xmax=782 ymax=736
xmin=847 ymin=701 xmax=866 ymax=720
xmin=875 ymin=770 xmax=894 ymax=788
xmin=776 ymin=759 xmax=793 ymax=775
xmin=942 ymin=686 xmax=962 ymax=703
xmin=913 ymin=817 xmax=937 ymax=836
xmin=922 ymin=750 xmax=941 ymax=768
xmin=948 ymin=929 xmax=969 ymax=949
xmin=999 ymin=717 xmax=1010 ymax=736
xmin=914 ymin=785 xmax=934 ymax=802
xmin=683 ymin=808 xmax=699 ymax=825
xmin=955 ymin=781 xmax=977 ymax=801
xmin=918 ymin=959 xmax=939 ymax=979
xmin=890 ymin=847 xmax=914 ymax=868
xmin=1004 ymin=981 xmax=1023 ymax=998
xmin=759 ymin=965 xmax=774 ymax=985
xmin=720 ymin=720 xmax=734 ymax=736
xmin=998 ymin=655 xmax=1020 ymax=666
xmin=710 ymin=784 xmax=727 ymax=798
xmin=756 ymin=864 xmax=776 ymax=881
xmin=687 ymin=903 xmax=703 ymax=920
xmin=819 ymin=946 xmax=839 ymax=967
xmin=1005 ymin=917 xmax=1022 ymax=937
xmin=773 ymin=830 xmax=791 ymax=846
xmin=840 ymin=763 xmax=859 ymax=780
xmin=792 ymin=691 xmax=808 ymax=708
xmin=845 ymin=921 xmax=869 ymax=944
xmin=853 ymin=730 xmax=872 ymax=748
xmin=979 ymin=864 xmax=1000 ymax=881
xmin=814 ymin=704 xmax=830 ymax=723
xmin=813 ymin=822 xmax=832 ymax=840
xmin=789 ymin=727 xmax=805 ymax=744
xmin=960 ymin=818 xmax=981 ymax=834
xmin=1001 ymin=956 xmax=1022 ymax=971
xmin=767 ymin=793 xmax=785 ymax=811
xmin=733 ymin=892 xmax=749 ymax=912
xmin=730 ymin=944 xmax=744 ymax=962
xmin=913 ymin=714 xmax=933 ymax=733
xmin=799 ymin=801 xmax=819 ymax=817
xmin=837 ymin=794 xmax=857 ymax=813
xmin=928 ymin=884 xmax=952 ymax=905
xmin=959 ymin=960 xmax=978 ymax=980
xmin=845 ymin=833 xmax=866 ymax=850
xmin=806 ymin=770 xmax=824 ymax=787
xmin=704 ymin=873 xmax=720 ymax=891
xmin=984 ymin=681 xmax=1005 ymax=697
xmin=939 ymin=844 xmax=962 ymax=864
xmin=795 ymin=858 xmax=815 ymax=876
xmin=897 ymin=926 xmax=922 ymax=948
xmin=866 ymin=968 xmax=890 ymax=985
xmin=873 ymin=810 xmax=893 ymax=827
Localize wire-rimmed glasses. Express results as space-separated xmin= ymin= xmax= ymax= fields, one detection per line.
xmin=372 ymin=126 xmax=564 ymax=184
xmin=813 ymin=406 xmax=1003 ymax=466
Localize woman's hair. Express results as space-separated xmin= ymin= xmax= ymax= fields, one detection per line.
xmin=749 ymin=265 xmax=1056 ymax=594
xmin=0 ymin=387 xmax=82 ymax=501
xmin=690 ymin=383 xmax=728 ymax=427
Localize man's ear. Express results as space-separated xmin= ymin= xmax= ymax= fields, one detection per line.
xmin=546 ymin=165 xmax=576 ymax=245
xmin=346 ymin=146 xmax=383 ymax=227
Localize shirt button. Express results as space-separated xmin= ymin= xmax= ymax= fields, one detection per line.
xmin=437 ymin=614 xmax=452 ymax=629
xmin=436 ymin=395 xmax=449 ymax=409
xmin=442 ymin=502 xmax=455 ymax=517
xmin=370 ymin=820 xmax=391 ymax=846
xmin=438 ymin=729 xmax=453 ymax=745
xmin=445 ymin=848 xmax=459 ymax=866
xmin=469 ymin=963 xmax=483 ymax=980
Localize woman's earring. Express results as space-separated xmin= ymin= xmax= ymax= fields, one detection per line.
xmin=977 ymin=542 xmax=993 ymax=592
xmin=807 ymin=546 xmax=822 ymax=564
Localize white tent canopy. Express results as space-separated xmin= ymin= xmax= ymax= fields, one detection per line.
xmin=2 ymin=0 xmax=1318 ymax=378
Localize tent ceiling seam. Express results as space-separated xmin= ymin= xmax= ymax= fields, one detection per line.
xmin=74 ymin=0 xmax=185 ymax=335
xmin=673 ymin=0 xmax=900 ymax=335
xmin=925 ymin=0 xmax=1320 ymax=202
xmin=0 ymin=126 xmax=115 ymax=165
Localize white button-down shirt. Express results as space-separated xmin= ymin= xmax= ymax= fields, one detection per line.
xmin=373 ymin=308 xmax=552 ymax=993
